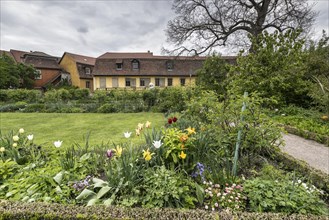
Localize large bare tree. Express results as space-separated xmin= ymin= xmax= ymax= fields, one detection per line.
xmin=164 ymin=0 xmax=317 ymax=54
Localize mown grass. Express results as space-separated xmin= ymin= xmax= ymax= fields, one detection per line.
xmin=0 ymin=112 xmax=166 ymax=146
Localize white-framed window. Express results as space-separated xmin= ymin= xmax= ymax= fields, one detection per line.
xmin=100 ymin=77 xmax=106 ymax=88
xmin=180 ymin=78 xmax=186 ymax=86
xmin=85 ymin=67 xmax=91 ymax=75
xmin=132 ymin=60 xmax=139 ymax=70
xmin=125 ymin=78 xmax=136 ymax=87
xmin=112 ymin=77 xmax=118 ymax=88
xmin=140 ymin=78 xmax=150 ymax=87
xmin=155 ymin=78 xmax=165 ymax=87
xmin=116 ymin=63 xmax=123 ymax=70
xmin=166 ymin=61 xmax=173 ymax=71
xmin=86 ymin=81 xmax=90 ymax=88
xmin=35 ymin=70 xmax=42 ymax=80
xmin=167 ymin=78 xmax=173 ymax=86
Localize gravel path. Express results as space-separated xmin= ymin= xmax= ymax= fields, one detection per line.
xmin=281 ymin=133 xmax=329 ymax=174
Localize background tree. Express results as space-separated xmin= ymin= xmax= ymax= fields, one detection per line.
xmin=305 ymin=31 xmax=329 ymax=113
xmin=0 ymin=53 xmax=20 ymax=89
xmin=165 ymin=0 xmax=316 ymax=54
xmin=228 ymin=30 xmax=311 ymax=107
xmin=0 ymin=53 xmax=38 ymax=89
xmin=196 ymin=54 xmax=230 ymax=99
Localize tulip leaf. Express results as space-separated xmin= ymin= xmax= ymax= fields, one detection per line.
xmin=76 ymin=189 xmax=96 ymax=200
xmin=87 ymin=198 xmax=99 ymax=206
xmin=96 ymin=186 xmax=112 ymax=199
xmin=53 ymin=172 xmax=63 ymax=185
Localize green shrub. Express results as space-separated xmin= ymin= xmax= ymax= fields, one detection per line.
xmin=97 ymin=103 xmax=118 ymax=113
xmin=141 ymin=166 xmax=197 ymax=208
xmin=0 ymin=89 xmax=41 ymax=103
xmin=71 ymin=89 xmax=90 ymax=100
xmin=244 ymin=177 xmax=327 ymax=215
xmin=23 ymin=103 xmax=45 ymax=112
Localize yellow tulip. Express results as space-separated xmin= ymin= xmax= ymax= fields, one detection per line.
xmin=179 ymin=151 xmax=186 ymax=159
xmin=113 ymin=145 xmax=123 ymax=157
xmin=186 ymin=127 xmax=196 ymax=135
xmin=143 ymin=148 xmax=154 ymax=161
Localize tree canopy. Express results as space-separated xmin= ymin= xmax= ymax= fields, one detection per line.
xmin=0 ymin=53 xmax=38 ymax=89
xmin=165 ymin=0 xmax=316 ymax=54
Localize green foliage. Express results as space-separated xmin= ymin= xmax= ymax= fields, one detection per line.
xmin=244 ymin=177 xmax=327 ymax=215
xmin=97 ymin=103 xmax=118 ymax=113
xmin=196 ymin=54 xmax=231 ymax=98
xmin=0 ymin=53 xmax=38 ymax=89
xmin=141 ymin=166 xmax=197 ymax=208
xmin=305 ymin=31 xmax=329 ymax=113
xmin=229 ymin=30 xmax=311 ymax=107
xmin=0 ymin=89 xmax=41 ymax=103
xmin=268 ymin=105 xmax=329 ymax=138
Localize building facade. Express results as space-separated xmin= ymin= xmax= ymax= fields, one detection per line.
xmin=93 ymin=52 xmax=208 ymax=90
xmin=59 ymin=52 xmax=96 ymax=90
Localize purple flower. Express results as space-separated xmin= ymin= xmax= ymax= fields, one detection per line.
xmin=106 ymin=149 xmax=114 ymax=159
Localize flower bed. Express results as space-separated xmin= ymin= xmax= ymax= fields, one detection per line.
xmin=1 ymin=93 xmax=328 ymax=217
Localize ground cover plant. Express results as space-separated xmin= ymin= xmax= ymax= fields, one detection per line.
xmin=1 ymin=91 xmax=328 ymax=218
xmin=266 ymin=105 xmax=329 ymax=145
xmin=0 ymin=112 xmax=165 ymax=145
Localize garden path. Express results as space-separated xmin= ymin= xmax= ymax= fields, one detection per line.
xmin=281 ymin=133 xmax=329 ymax=174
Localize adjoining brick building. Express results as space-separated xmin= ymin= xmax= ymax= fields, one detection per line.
xmin=8 ymin=50 xmax=70 ymax=89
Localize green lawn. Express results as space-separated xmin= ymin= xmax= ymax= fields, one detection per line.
xmin=0 ymin=112 xmax=166 ymax=147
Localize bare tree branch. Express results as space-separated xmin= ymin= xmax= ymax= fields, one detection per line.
xmin=165 ymin=0 xmax=317 ymax=55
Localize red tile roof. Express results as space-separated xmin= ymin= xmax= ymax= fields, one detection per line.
xmin=60 ymin=52 xmax=96 ymax=66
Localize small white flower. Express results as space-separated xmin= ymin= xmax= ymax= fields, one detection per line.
xmin=13 ymin=135 xmax=19 ymax=141
xmin=203 ymin=181 xmax=207 ymax=185
xmin=27 ymin=134 xmax=34 ymax=141
xmin=205 ymin=205 xmax=208 ymax=210
xmin=274 ymin=108 xmax=279 ymax=112
xmin=12 ymin=143 xmax=17 ymax=147
xmin=19 ymin=128 xmax=24 ymax=134
xmin=54 ymin=140 xmax=62 ymax=148
xmin=214 ymin=202 xmax=219 ymax=207
xmin=209 ymin=181 xmax=213 ymax=185
xmin=212 ymin=207 xmax=215 ymax=211
xmin=0 ymin=147 xmax=5 ymax=152
xmin=124 ymin=132 xmax=131 ymax=138
xmin=152 ymin=140 xmax=163 ymax=149
xmin=281 ymin=113 xmax=286 ymax=116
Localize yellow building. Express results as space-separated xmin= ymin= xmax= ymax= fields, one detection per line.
xmin=92 ymin=52 xmax=207 ymax=90
xmin=59 ymin=52 xmax=96 ymax=90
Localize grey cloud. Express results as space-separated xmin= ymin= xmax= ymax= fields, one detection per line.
xmin=77 ymin=26 xmax=89 ymax=33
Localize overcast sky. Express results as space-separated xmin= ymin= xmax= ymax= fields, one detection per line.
xmin=0 ymin=0 xmax=328 ymax=58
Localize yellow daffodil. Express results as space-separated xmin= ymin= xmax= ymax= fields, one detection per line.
xmin=179 ymin=151 xmax=186 ymax=159
xmin=143 ymin=148 xmax=154 ymax=161
xmin=321 ymin=115 xmax=328 ymax=120
xmin=113 ymin=145 xmax=123 ymax=157
xmin=145 ymin=121 xmax=151 ymax=128
xmin=12 ymin=143 xmax=17 ymax=147
xmin=137 ymin=123 xmax=144 ymax=130
xmin=136 ymin=128 xmax=141 ymax=136
xmin=0 ymin=147 xmax=5 ymax=152
xmin=179 ymin=134 xmax=188 ymax=143
xmin=186 ymin=127 xmax=196 ymax=135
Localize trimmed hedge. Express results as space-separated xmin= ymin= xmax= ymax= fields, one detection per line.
xmin=0 ymin=200 xmax=327 ymax=220
xmin=283 ymin=125 xmax=329 ymax=146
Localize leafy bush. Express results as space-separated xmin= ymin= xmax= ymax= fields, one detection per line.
xmin=244 ymin=177 xmax=327 ymax=215
xmin=0 ymin=89 xmax=41 ymax=103
xmin=23 ymin=103 xmax=45 ymax=113
xmin=141 ymin=166 xmax=197 ymax=208
xmin=97 ymin=103 xmax=118 ymax=113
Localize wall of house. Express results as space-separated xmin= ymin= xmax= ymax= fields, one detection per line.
xmin=93 ymin=76 xmax=195 ymax=90
xmin=34 ymin=69 xmax=61 ymax=88
xmin=59 ymin=55 xmax=80 ymax=88
xmin=80 ymin=79 xmax=93 ymax=90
